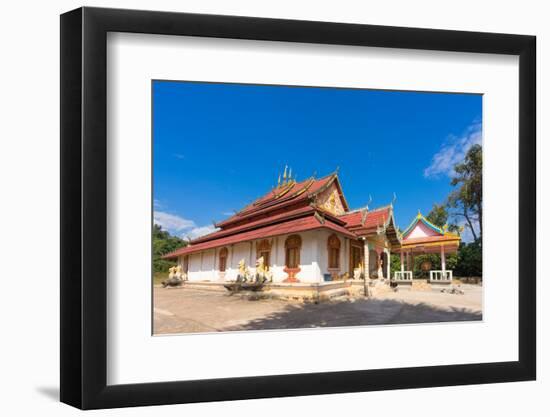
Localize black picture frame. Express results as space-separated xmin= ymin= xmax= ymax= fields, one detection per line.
xmin=60 ymin=6 xmax=536 ymax=410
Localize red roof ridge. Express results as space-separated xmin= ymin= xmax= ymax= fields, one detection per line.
xmin=191 ymin=205 xmax=316 ymax=244
xmin=368 ymin=204 xmax=392 ymax=213
xmin=340 ymin=205 xmax=369 ymax=216
xmin=214 ymin=173 xmax=338 ymax=228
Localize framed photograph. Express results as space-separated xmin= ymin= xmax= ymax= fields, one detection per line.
xmin=60 ymin=6 xmax=536 ymax=409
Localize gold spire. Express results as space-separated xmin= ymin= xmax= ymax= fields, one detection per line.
xmin=283 ymin=165 xmax=288 ymax=183
xmin=277 ymin=173 xmax=281 ymax=187
xmin=288 ymin=167 xmax=292 ymax=181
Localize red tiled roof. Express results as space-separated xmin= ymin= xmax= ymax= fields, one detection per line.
xmin=162 ymin=214 xmax=357 ymax=259
xmin=339 ymin=211 xmax=363 ymax=228
xmin=190 ymin=205 xmax=316 ymax=244
xmin=216 ymin=174 xmax=339 ymax=229
xmin=363 ymin=207 xmax=390 ymax=228
xmin=339 ymin=206 xmax=391 ymax=231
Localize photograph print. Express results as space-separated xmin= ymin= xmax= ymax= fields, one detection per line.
xmin=152 ymin=81 xmax=483 ymax=335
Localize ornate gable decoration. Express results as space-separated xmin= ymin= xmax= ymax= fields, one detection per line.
xmin=316 ymin=183 xmax=346 ymax=216
xmin=401 ymin=212 xmax=460 ymax=241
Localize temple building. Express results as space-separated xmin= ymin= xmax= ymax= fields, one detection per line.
xmin=162 ymin=169 xmax=461 ymax=287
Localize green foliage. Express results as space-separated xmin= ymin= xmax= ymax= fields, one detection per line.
xmin=454 ymin=241 xmax=482 ymax=277
xmin=413 ymin=254 xmax=440 ymax=278
xmin=390 ymin=254 xmax=401 ymax=276
xmin=152 ymin=224 xmax=187 ymax=272
xmin=419 ymin=144 xmax=482 ymax=279
xmin=426 ymin=203 xmax=448 ymax=228
xmin=448 ymin=144 xmax=482 ymax=243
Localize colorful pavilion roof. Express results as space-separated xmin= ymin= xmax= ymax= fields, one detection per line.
xmin=401 ymin=212 xmax=445 ymax=238
xmin=397 ymin=211 xmax=461 ymax=253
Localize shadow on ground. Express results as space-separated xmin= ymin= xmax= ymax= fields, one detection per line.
xmin=225 ymin=298 xmax=482 ymax=331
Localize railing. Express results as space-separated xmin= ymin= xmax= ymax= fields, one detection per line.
xmin=429 ymin=270 xmax=453 ymax=281
xmin=393 ymin=271 xmax=413 ymax=281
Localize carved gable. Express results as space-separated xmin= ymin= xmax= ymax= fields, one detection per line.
xmin=406 ymin=221 xmax=441 ymax=239
xmin=315 ymin=183 xmax=346 ymax=215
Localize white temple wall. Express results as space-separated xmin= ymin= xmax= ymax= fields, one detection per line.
xmin=270 ymin=235 xmax=286 ymax=282
xmin=200 ymin=250 xmax=215 ymax=280
xmin=229 ymin=242 xmax=250 ymax=276
xmin=187 ymin=253 xmax=201 ymax=280
xmin=181 ymin=229 xmax=359 ymax=283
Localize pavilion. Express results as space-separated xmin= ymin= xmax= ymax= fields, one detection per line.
xmin=394 ymin=212 xmax=462 ymax=284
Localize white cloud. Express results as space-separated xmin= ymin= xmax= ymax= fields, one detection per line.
xmin=424 ymin=121 xmax=482 ymax=178
xmin=153 ymin=211 xmax=195 ymax=231
xmin=184 ymin=225 xmax=219 ymax=240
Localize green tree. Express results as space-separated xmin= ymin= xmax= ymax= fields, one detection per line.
xmin=390 ymin=254 xmax=401 ymax=277
xmin=454 ymin=241 xmax=482 ymax=277
xmin=152 ymin=224 xmax=187 ymax=272
xmin=426 ymin=203 xmax=449 ymax=228
xmin=447 ymin=144 xmax=482 ymax=243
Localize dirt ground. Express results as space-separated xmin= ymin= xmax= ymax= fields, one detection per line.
xmin=153 ymin=284 xmax=482 ymax=335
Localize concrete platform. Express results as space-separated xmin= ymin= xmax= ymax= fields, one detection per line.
xmin=174 ymin=279 xmax=369 ymax=301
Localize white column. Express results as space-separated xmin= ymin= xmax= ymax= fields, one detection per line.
xmin=400 ymin=251 xmax=404 ymax=272
xmin=441 ymin=245 xmax=446 ymax=272
xmin=363 ymin=239 xmax=369 ymax=279
xmin=274 ymin=236 xmax=279 ymax=267
xmin=213 ymin=248 xmax=217 ymax=280
xmin=385 ymin=249 xmax=390 ymax=280
xmin=200 ymin=251 xmax=204 ymax=280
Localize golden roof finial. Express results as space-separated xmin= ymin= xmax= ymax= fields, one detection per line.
xmin=288 ymin=167 xmax=292 ymax=181
xmin=283 ymin=165 xmax=288 ymax=183
xmin=277 ymin=173 xmax=281 ymax=187
xmin=417 ymin=209 xmax=422 ymax=218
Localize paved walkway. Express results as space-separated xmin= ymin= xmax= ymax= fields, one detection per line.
xmin=153 ymin=285 xmax=482 ymax=335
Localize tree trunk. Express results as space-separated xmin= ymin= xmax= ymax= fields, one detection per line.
xmin=463 ymin=208 xmax=478 ymax=242
xmin=476 ymin=202 xmax=483 ymax=244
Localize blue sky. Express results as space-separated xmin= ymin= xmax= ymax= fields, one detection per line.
xmin=153 ymin=81 xmax=481 ymax=241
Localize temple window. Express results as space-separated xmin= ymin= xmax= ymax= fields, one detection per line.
xmin=219 ymin=247 xmax=228 ymax=272
xmin=256 ymin=239 xmax=271 ymax=270
xmin=327 ymin=234 xmax=341 ymax=269
xmin=285 ymin=235 xmax=302 ymax=269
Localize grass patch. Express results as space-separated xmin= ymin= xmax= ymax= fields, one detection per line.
xmin=153 ymin=271 xmax=169 ymax=286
